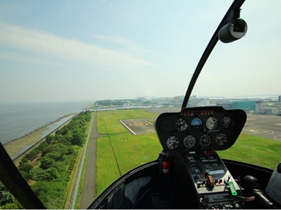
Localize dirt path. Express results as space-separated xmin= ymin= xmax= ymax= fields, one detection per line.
xmin=79 ymin=112 xmax=98 ymax=208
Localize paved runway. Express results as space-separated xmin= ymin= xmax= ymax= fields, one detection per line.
xmin=241 ymin=114 xmax=281 ymax=141
xmin=80 ymin=113 xmax=97 ymax=208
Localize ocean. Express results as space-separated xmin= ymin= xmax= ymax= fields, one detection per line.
xmin=0 ymin=101 xmax=92 ymax=145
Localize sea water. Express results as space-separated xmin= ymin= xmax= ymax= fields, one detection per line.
xmin=0 ymin=101 xmax=92 ymax=145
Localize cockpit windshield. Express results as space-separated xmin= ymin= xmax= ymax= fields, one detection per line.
xmin=0 ymin=0 xmax=281 ymax=209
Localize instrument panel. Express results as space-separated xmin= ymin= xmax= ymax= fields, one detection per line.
xmin=154 ymin=106 xmax=246 ymax=153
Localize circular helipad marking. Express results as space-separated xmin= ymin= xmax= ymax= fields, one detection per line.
xmin=274 ymin=135 xmax=281 ymax=141
xmin=247 ymin=129 xmax=273 ymax=135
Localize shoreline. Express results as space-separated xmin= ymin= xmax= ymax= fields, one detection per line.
xmin=3 ymin=114 xmax=75 ymax=161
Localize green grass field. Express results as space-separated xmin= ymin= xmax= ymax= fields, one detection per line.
xmin=95 ymin=109 xmax=281 ymax=196
xmin=217 ymin=133 xmax=281 ymax=169
xmin=96 ymin=109 xmax=162 ymax=195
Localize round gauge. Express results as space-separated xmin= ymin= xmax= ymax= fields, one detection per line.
xmin=183 ymin=135 xmax=196 ymax=148
xmin=191 ymin=117 xmax=203 ymax=126
xmin=206 ymin=116 xmax=219 ymax=130
xmin=191 ymin=165 xmax=201 ymax=174
xmin=215 ymin=133 xmax=227 ymax=146
xmin=222 ymin=116 xmax=232 ymax=129
xmin=166 ymin=136 xmax=180 ymax=150
xmin=199 ymin=134 xmax=212 ymax=148
xmin=175 ymin=118 xmax=188 ymax=131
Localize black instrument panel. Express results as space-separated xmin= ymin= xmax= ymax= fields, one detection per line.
xmin=154 ymin=106 xmax=246 ymax=153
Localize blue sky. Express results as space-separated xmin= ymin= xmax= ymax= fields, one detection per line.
xmin=0 ymin=0 xmax=281 ymax=103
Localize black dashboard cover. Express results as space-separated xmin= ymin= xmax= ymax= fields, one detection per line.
xmin=155 ymin=106 xmax=247 ymax=153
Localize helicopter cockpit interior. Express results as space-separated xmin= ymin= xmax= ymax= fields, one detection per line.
xmin=154 ymin=106 xmax=247 ymax=208
xmin=89 ymin=106 xmax=281 ymax=209
xmin=88 ymin=0 xmax=281 ymax=208
xmin=0 ymin=0 xmax=281 ymax=209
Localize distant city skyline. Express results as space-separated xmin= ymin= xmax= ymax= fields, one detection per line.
xmin=1 ymin=0 xmax=281 ymax=103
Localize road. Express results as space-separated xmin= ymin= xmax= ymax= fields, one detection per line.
xmin=79 ymin=112 xmax=98 ymax=208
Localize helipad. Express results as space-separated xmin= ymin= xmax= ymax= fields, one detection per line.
xmin=119 ymin=119 xmax=155 ymax=135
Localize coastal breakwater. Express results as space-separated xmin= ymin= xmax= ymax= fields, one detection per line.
xmin=4 ymin=114 xmax=76 ymax=165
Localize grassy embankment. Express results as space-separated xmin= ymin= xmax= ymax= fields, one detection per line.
xmin=0 ymin=111 xmax=92 ymax=209
xmin=95 ymin=109 xmax=281 ymax=196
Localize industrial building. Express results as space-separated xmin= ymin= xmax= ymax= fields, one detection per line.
xmin=232 ymin=101 xmax=256 ymax=112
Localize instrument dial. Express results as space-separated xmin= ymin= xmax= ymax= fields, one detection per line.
xmin=166 ymin=136 xmax=179 ymax=150
xmin=183 ymin=135 xmax=196 ymax=149
xmin=215 ymin=133 xmax=227 ymax=146
xmin=222 ymin=116 xmax=232 ymax=129
xmin=206 ymin=116 xmax=219 ymax=130
xmin=191 ymin=117 xmax=203 ymax=126
xmin=199 ymin=134 xmax=212 ymax=148
xmin=175 ymin=118 xmax=188 ymax=131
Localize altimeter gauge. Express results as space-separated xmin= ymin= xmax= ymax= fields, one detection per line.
xmin=206 ymin=116 xmax=219 ymax=130
xmin=183 ymin=135 xmax=196 ymax=149
xmin=166 ymin=136 xmax=180 ymax=150
xmin=175 ymin=118 xmax=188 ymax=131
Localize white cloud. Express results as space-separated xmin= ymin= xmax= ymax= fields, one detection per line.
xmin=89 ymin=33 xmax=154 ymax=55
xmin=0 ymin=51 xmax=63 ymax=66
xmin=0 ymin=21 xmax=155 ymax=70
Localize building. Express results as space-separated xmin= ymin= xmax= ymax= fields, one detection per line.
xmin=232 ymin=101 xmax=256 ymax=112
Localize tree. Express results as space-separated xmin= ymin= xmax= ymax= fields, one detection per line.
xmin=40 ymin=157 xmax=55 ymax=170
xmin=46 ymin=167 xmax=58 ymax=180
xmin=25 ymin=148 xmax=40 ymax=161
xmin=31 ymin=168 xmax=51 ymax=181
xmin=46 ymin=135 xmax=54 ymax=144
xmin=1 ymin=201 xmax=22 ymax=209
xmin=71 ymin=133 xmax=84 ymax=146
xmin=61 ymin=127 xmax=69 ymax=135
xmin=19 ymin=170 xmax=31 ymax=181
xmin=45 ymin=151 xmax=62 ymax=162
xmin=0 ymin=190 xmax=15 ymax=206
xmin=18 ymin=162 xmax=33 ymax=174
xmin=41 ymin=144 xmax=53 ymax=157
xmin=19 ymin=157 xmax=29 ymax=165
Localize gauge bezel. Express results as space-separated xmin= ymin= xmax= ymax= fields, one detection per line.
xmin=183 ymin=135 xmax=196 ymax=149
xmin=199 ymin=134 xmax=212 ymax=148
xmin=166 ymin=136 xmax=180 ymax=150
xmin=215 ymin=133 xmax=228 ymax=146
xmin=222 ymin=115 xmax=233 ymax=129
xmin=191 ymin=117 xmax=203 ymax=127
xmin=175 ymin=118 xmax=188 ymax=132
xmin=206 ymin=116 xmax=219 ymax=130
